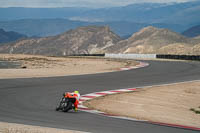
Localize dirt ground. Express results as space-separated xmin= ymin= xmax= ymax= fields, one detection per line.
xmin=84 ymin=81 xmax=200 ymax=128
xmin=0 ymin=54 xmax=138 ymax=79
xmin=0 ymin=122 xmax=88 ymax=133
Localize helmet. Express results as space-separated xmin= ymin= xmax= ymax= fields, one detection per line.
xmin=74 ymin=90 xmax=79 ymax=94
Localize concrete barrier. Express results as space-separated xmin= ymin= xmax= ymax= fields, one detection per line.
xmin=105 ymin=54 xmax=156 ymax=59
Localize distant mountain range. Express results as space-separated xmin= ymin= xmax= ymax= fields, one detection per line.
xmin=1 ymin=1 xmax=200 ymax=26
xmin=0 ymin=26 xmax=200 ymax=55
xmin=0 ymin=1 xmax=200 ymax=38
xmin=73 ymin=1 xmax=200 ymax=25
xmin=0 ymin=18 xmax=187 ymax=38
xmin=1 ymin=1 xmax=200 ymax=55
xmin=0 ymin=28 xmax=27 ymax=44
xmin=0 ymin=7 xmax=90 ymax=21
xmin=182 ymin=25 xmax=200 ymax=37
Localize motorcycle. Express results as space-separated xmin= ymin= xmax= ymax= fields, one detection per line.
xmin=56 ymin=97 xmax=75 ymax=112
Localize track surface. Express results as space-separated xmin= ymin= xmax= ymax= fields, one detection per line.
xmin=0 ymin=60 xmax=200 ymax=133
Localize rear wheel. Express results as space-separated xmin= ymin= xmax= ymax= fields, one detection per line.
xmin=63 ymin=102 xmax=72 ymax=112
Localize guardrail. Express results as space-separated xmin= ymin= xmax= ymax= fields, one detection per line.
xmin=156 ymin=54 xmax=200 ymax=61
xmin=68 ymin=54 xmax=105 ymax=56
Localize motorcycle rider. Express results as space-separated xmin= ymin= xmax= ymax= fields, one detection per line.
xmin=63 ymin=90 xmax=80 ymax=112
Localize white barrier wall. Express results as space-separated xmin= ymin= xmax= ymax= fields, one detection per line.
xmin=105 ymin=53 xmax=156 ymax=59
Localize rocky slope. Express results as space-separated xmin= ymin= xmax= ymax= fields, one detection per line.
xmin=0 ymin=26 xmax=121 ymax=56
xmin=106 ymin=26 xmax=200 ymax=55
xmin=0 ymin=29 xmax=27 ymax=44
xmin=1 ymin=26 xmax=200 ymax=56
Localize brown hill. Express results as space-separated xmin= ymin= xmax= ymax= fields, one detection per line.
xmin=0 ymin=26 xmax=121 ymax=56
xmin=106 ymin=26 xmax=200 ymax=54
xmin=1 ymin=26 xmax=200 ymax=56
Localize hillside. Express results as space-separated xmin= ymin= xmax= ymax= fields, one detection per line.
xmin=182 ymin=25 xmax=200 ymax=37
xmin=0 ymin=29 xmax=27 ymax=44
xmin=0 ymin=26 xmax=121 ymax=56
xmin=106 ymin=26 xmax=200 ymax=55
xmin=1 ymin=26 xmax=200 ymax=56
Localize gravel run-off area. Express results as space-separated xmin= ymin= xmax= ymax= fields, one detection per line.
xmin=84 ymin=81 xmax=200 ymax=128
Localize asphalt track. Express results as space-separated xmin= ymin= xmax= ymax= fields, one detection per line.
xmin=0 ymin=60 xmax=200 ymax=133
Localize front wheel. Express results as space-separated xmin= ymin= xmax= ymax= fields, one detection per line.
xmin=55 ymin=106 xmax=60 ymax=111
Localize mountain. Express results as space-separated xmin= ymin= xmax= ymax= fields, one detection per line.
xmin=1 ymin=1 xmax=200 ymax=35
xmin=182 ymin=25 xmax=200 ymax=37
xmin=1 ymin=2 xmax=200 ymax=25
xmin=0 ymin=7 xmax=90 ymax=21
xmin=0 ymin=26 xmax=121 ymax=56
xmin=73 ymin=1 xmax=200 ymax=25
xmin=106 ymin=26 xmax=200 ymax=55
xmin=0 ymin=28 xmax=27 ymax=44
xmin=164 ymin=2 xmax=200 ymax=25
xmin=0 ymin=19 xmax=186 ymax=38
xmin=1 ymin=26 xmax=200 ymax=55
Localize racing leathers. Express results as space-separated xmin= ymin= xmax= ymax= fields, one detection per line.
xmin=64 ymin=92 xmax=80 ymax=111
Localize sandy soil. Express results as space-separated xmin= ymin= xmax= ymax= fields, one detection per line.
xmin=84 ymin=81 xmax=200 ymax=128
xmin=0 ymin=122 xmax=88 ymax=133
xmin=0 ymin=54 xmax=138 ymax=79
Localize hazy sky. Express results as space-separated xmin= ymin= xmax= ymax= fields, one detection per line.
xmin=0 ymin=0 xmax=196 ymax=8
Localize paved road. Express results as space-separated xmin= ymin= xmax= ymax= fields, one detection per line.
xmin=0 ymin=60 xmax=200 ymax=133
